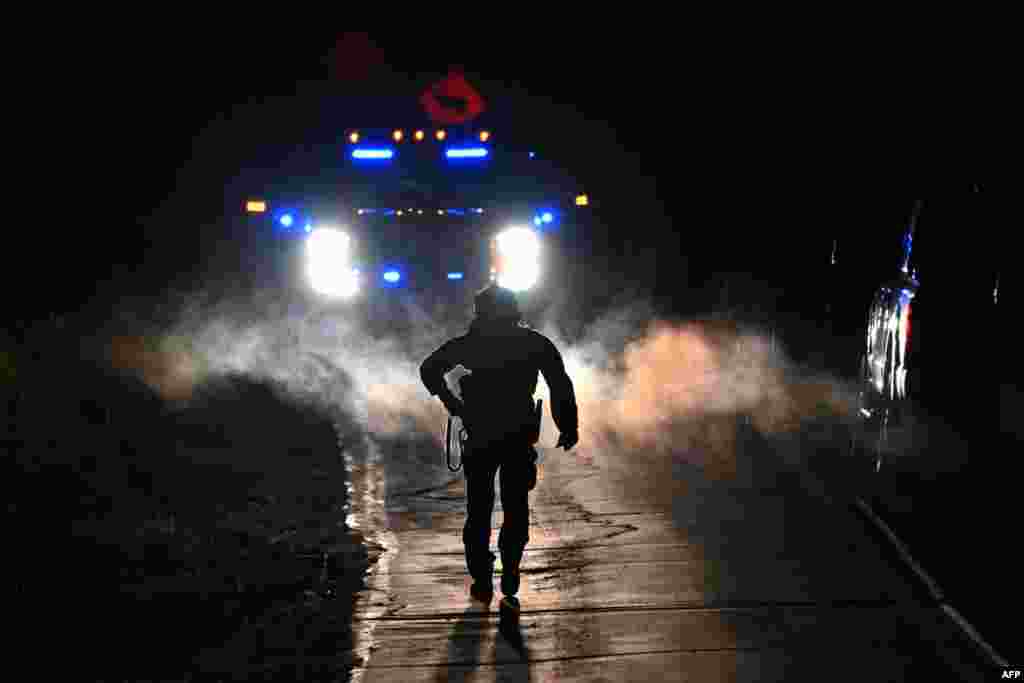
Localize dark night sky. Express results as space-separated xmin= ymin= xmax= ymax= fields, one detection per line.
xmin=19 ymin=30 xmax=1009 ymax=327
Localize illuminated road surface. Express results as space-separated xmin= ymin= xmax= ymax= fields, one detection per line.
xmin=342 ymin=425 xmax=990 ymax=682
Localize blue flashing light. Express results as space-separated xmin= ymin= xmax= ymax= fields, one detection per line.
xmin=383 ymin=209 xmax=396 ymax=216
xmin=446 ymin=147 xmax=489 ymax=159
xmin=541 ymin=212 xmax=554 ymax=224
xmin=304 ymin=223 xmax=313 ymax=233
xmin=533 ymin=216 xmax=543 ymax=227
xmin=447 ymin=208 xmax=466 ymax=216
xmin=352 ymin=148 xmax=395 ymax=160
xmin=447 ymin=272 xmax=464 ymax=280
xmin=529 ymin=152 xmax=536 ymax=159
xmin=280 ymin=213 xmax=294 ymax=228
xmin=383 ymin=270 xmax=401 ymax=283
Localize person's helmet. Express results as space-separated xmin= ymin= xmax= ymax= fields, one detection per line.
xmin=474 ymin=284 xmax=521 ymax=323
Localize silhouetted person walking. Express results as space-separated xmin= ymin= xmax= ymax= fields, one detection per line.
xmin=421 ymin=284 xmax=579 ymax=610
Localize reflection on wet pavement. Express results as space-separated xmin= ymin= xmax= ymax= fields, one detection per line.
xmin=344 ymin=417 xmax=990 ymax=681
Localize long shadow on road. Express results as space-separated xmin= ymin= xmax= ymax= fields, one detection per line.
xmin=433 ymin=605 xmax=488 ymax=683
xmin=430 ymin=602 xmax=532 ymax=683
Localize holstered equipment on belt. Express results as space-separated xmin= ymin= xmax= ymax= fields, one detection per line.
xmin=528 ymin=399 xmax=543 ymax=445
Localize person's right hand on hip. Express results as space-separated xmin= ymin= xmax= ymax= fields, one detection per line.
xmin=555 ymin=430 xmax=578 ymax=451
xmin=438 ymin=388 xmax=465 ymax=420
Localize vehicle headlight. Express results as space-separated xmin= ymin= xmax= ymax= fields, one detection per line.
xmin=493 ymin=227 xmax=541 ymax=292
xmin=306 ymin=227 xmax=359 ymax=297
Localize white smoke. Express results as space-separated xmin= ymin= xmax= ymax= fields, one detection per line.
xmin=106 ymin=286 xmax=858 ymax=479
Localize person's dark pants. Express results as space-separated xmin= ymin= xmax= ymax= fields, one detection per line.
xmin=462 ymin=440 xmax=537 ymax=587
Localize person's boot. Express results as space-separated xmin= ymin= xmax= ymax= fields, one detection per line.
xmin=469 ymin=552 xmax=495 ymax=603
xmin=499 ymin=594 xmax=520 ymax=616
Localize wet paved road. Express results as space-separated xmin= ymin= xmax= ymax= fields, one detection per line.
xmin=344 ymin=424 xmax=991 ymax=682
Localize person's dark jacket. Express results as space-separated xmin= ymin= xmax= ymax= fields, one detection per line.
xmin=420 ymin=320 xmax=578 ymax=446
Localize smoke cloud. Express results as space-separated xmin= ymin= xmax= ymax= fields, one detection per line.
xmin=533 ymin=310 xmax=858 ymax=481
xmin=105 ymin=286 xmax=859 ymax=480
